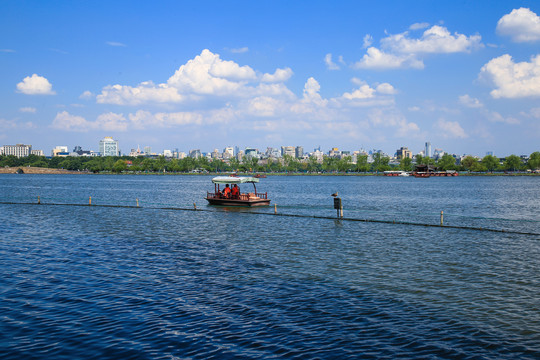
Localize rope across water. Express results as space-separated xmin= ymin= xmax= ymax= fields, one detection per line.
xmin=1 ymin=198 xmax=538 ymax=237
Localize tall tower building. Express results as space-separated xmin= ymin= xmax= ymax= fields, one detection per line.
xmin=99 ymin=137 xmax=119 ymax=156
xmin=425 ymin=142 xmax=432 ymax=158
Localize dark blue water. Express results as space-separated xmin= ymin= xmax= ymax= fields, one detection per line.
xmin=1 ymin=175 xmax=539 ymax=359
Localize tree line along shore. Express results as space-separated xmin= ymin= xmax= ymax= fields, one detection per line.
xmin=1 ymin=152 xmax=539 ymax=175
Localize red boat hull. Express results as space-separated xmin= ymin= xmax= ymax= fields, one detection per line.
xmin=205 ymin=197 xmax=271 ymax=207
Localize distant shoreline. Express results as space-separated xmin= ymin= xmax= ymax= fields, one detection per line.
xmin=1 ymin=167 xmax=538 ymax=176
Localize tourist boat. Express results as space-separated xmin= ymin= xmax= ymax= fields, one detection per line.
xmin=413 ymin=172 xmax=431 ymax=178
xmin=383 ymin=171 xmax=410 ymax=177
xmin=205 ymin=176 xmax=271 ymax=207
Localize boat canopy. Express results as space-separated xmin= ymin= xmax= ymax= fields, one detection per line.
xmin=211 ymin=176 xmax=259 ymax=184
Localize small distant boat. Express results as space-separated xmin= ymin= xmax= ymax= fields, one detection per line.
xmin=205 ymin=176 xmax=271 ymax=207
xmin=254 ymin=173 xmax=266 ymax=178
xmin=383 ymin=171 xmax=410 ymax=177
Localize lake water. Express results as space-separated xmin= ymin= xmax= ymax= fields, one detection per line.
xmin=0 ymin=174 xmax=539 ymax=359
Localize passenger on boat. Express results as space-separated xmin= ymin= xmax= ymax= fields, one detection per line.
xmin=231 ymin=184 xmax=240 ymax=199
xmin=222 ymin=184 xmax=231 ymax=198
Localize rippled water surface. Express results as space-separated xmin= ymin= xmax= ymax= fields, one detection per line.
xmin=0 ymin=174 xmax=539 ymax=359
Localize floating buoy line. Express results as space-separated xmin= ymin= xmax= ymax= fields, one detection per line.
xmin=0 ymin=198 xmax=539 ymax=237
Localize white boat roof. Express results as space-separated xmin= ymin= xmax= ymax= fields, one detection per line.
xmin=211 ymin=176 xmax=259 ymax=184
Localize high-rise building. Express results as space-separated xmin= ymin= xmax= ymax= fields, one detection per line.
xmin=295 ymin=146 xmax=304 ymax=158
xmin=211 ymin=149 xmax=221 ymax=159
xmin=281 ymin=146 xmax=295 ymax=157
xmin=1 ymin=144 xmax=32 ymax=158
xmin=425 ymin=142 xmax=432 ymax=158
xmin=433 ymin=149 xmax=445 ymax=160
xmin=396 ymin=147 xmax=412 ymax=159
xmin=245 ymin=148 xmax=259 ymax=158
xmin=224 ymin=147 xmax=234 ymax=158
xmin=99 ymin=137 xmax=119 ymax=156
xmin=52 ymin=146 xmax=69 ymax=157
xmin=328 ymin=147 xmax=340 ymax=157
xmin=163 ymin=150 xmax=173 ymax=158
xmin=189 ymin=149 xmax=201 ymax=158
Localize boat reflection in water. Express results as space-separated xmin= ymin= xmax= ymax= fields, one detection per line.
xmin=205 ymin=176 xmax=271 ymax=207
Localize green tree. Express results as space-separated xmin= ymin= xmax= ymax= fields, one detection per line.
xmin=140 ymin=158 xmax=154 ymax=172
xmin=399 ymin=156 xmax=413 ymax=171
xmin=355 ymin=155 xmax=370 ymax=173
xmin=154 ymin=156 xmax=167 ymax=172
xmin=307 ymin=156 xmax=320 ymax=173
xmin=371 ymin=153 xmax=390 ymax=172
xmin=86 ymin=158 xmax=103 ymax=173
xmin=436 ymin=154 xmax=457 ymax=171
xmin=503 ymin=154 xmax=522 ymax=172
xmin=337 ymin=156 xmax=352 ymax=173
xmin=112 ymin=159 xmax=128 ymax=173
xmin=282 ymin=155 xmax=299 ymax=173
xmin=322 ymin=156 xmax=338 ymax=173
xmin=528 ymin=151 xmax=540 ymax=170
xmin=481 ymin=155 xmax=499 ymax=173
xmin=461 ymin=156 xmax=478 ymax=171
xmin=229 ymin=158 xmax=240 ymax=172
xmin=471 ymin=161 xmax=487 ymax=172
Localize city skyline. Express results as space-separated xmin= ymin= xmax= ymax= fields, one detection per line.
xmin=2 ymin=1 xmax=540 ymax=156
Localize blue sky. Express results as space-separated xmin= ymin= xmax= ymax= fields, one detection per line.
xmin=1 ymin=0 xmax=540 ymax=157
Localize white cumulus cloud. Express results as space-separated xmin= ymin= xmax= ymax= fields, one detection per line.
xmin=51 ymin=111 xmax=128 ymax=132
xmin=261 ymin=67 xmax=293 ymax=82
xmin=353 ymin=24 xmax=481 ymax=71
xmin=51 ymin=111 xmax=91 ymax=131
xmin=343 ymin=85 xmax=375 ymax=100
xmin=128 ymin=110 xmax=203 ymax=129
xmin=459 ymin=94 xmax=483 ymax=108
xmin=497 ymin=8 xmax=540 ymax=43
xmin=324 ymin=53 xmax=340 ymax=70
xmin=354 ymin=47 xmax=424 ymax=69
xmin=167 ymin=49 xmax=256 ymax=95
xmin=480 ymin=54 xmax=540 ymax=98
xmin=381 ymin=25 xmax=483 ymax=54
xmin=436 ymin=118 xmax=467 ymax=138
xmin=376 ymin=83 xmax=397 ymax=94
xmin=363 ymin=34 xmax=373 ymax=48
xmin=97 ymin=81 xmax=183 ymax=106
xmin=16 ymin=74 xmax=56 ymax=95
xmin=95 ymin=112 xmax=128 ymax=131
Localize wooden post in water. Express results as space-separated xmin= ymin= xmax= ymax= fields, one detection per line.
xmin=193 ymin=202 xmax=197 ymax=210
xmin=440 ymin=211 xmax=444 ymax=226
xmin=136 ymin=198 xmax=139 ymax=207
xmin=274 ymin=203 xmax=277 ymax=214
xmin=334 ymin=197 xmax=342 ymax=219
xmin=37 ymin=196 xmax=40 ymax=204
xmin=89 ymin=196 xmax=92 ymax=206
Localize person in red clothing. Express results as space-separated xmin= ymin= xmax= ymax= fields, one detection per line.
xmin=222 ymin=184 xmax=231 ymax=198
xmin=231 ymin=184 xmax=240 ymax=199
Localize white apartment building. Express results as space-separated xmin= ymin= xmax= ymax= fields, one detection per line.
xmin=99 ymin=137 xmax=119 ymax=156
xmin=1 ymin=144 xmax=32 ymax=158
